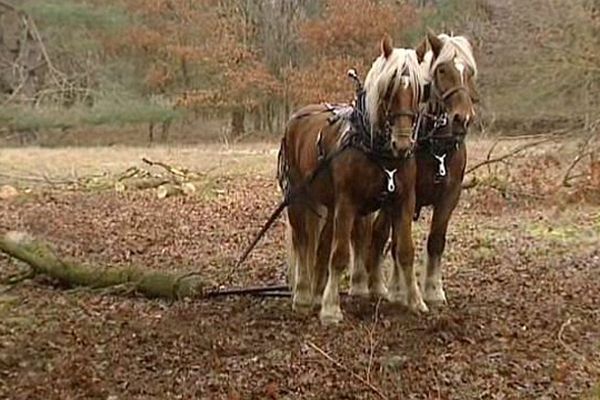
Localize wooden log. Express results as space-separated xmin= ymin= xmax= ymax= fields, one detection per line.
xmin=181 ymin=182 xmax=196 ymax=195
xmin=0 ymin=231 xmax=205 ymax=299
xmin=156 ymin=183 xmax=183 ymax=199
xmin=114 ymin=177 xmax=169 ymax=192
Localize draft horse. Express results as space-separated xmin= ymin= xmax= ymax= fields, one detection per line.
xmin=278 ymin=35 xmax=428 ymax=324
xmin=353 ymin=31 xmax=478 ymax=304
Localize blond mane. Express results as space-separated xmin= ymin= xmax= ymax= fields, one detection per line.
xmin=363 ymin=48 xmax=425 ymax=131
xmin=421 ymin=34 xmax=477 ymax=82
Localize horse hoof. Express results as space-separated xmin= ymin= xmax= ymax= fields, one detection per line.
xmin=319 ymin=307 xmax=343 ymax=325
xmin=409 ymin=298 xmax=429 ymax=314
xmin=424 ymin=287 xmax=447 ymax=305
xmin=293 ymin=294 xmax=314 ymax=314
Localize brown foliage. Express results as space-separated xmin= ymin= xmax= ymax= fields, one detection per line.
xmin=288 ymin=0 xmax=418 ymax=105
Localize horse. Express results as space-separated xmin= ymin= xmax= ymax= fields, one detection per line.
xmin=278 ymin=34 xmax=428 ymax=324
xmin=351 ymin=30 xmax=478 ymax=305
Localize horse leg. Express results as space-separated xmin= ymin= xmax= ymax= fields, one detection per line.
xmin=349 ymin=216 xmax=369 ymax=297
xmin=312 ymin=210 xmax=332 ymax=307
xmin=424 ymin=187 xmax=461 ymax=305
xmin=320 ymin=198 xmax=355 ymax=324
xmin=390 ymin=194 xmax=428 ymax=313
xmin=284 ymin=216 xmax=297 ymax=291
xmin=365 ymin=211 xmax=391 ymax=299
xmin=287 ymin=205 xmax=313 ymax=313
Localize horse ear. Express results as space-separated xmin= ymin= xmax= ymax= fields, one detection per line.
xmin=381 ymin=34 xmax=393 ymax=58
xmin=415 ymin=37 xmax=427 ymax=63
xmin=426 ymin=28 xmax=444 ymax=59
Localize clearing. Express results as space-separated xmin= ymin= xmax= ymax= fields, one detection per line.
xmin=0 ymin=140 xmax=599 ymax=399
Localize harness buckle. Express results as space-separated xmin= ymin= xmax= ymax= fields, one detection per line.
xmin=434 ymin=113 xmax=448 ymax=129
xmin=434 ymin=153 xmax=447 ymax=179
xmin=383 ymin=168 xmax=397 ymax=193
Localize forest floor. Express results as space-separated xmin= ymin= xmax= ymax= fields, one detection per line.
xmin=0 ymin=139 xmax=599 ymax=399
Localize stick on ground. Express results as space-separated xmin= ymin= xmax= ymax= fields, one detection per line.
xmin=307 ymin=341 xmax=389 ymax=400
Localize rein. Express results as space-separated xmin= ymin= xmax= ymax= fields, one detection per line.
xmin=233 ymin=130 xmax=352 ymax=270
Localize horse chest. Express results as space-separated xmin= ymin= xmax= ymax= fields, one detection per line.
xmin=347 ymin=160 xmax=407 ymax=215
xmin=415 ymin=146 xmax=466 ymax=207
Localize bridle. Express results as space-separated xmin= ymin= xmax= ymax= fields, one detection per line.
xmin=349 ymin=69 xmax=420 ymax=160
xmin=417 ymin=78 xmax=472 ymax=143
xmin=415 ymin=66 xmax=473 ymax=183
xmin=377 ymin=70 xmax=421 ymax=155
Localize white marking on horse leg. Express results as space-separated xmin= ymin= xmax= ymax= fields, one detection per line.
xmin=349 ymin=258 xmax=369 ymax=297
xmin=415 ymin=260 xmax=426 ymax=291
xmin=292 ymin=260 xmax=313 ymax=313
xmin=292 ymin=225 xmax=315 ymax=314
xmin=320 ymin=266 xmax=343 ymax=324
xmin=349 ymin=238 xmax=369 ymax=296
xmin=310 ymin=206 xmax=328 ymax=306
xmin=401 ymin=260 xmax=429 ymax=313
xmin=424 ymin=254 xmax=447 ymax=304
xmin=369 ymin=257 xmax=389 ymax=300
xmin=388 ymin=261 xmax=408 ymax=305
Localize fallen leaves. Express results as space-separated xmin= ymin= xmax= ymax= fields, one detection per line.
xmin=0 ymin=166 xmax=598 ymax=399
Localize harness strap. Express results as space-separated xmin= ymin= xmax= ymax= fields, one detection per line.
xmin=441 ymin=85 xmax=470 ymax=101
xmin=234 ymin=139 xmax=352 ymax=270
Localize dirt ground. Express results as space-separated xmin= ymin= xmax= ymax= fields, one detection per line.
xmin=0 ymin=140 xmax=599 ymax=399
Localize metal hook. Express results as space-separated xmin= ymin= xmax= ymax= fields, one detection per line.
xmin=433 ymin=154 xmax=447 ymax=177
xmin=383 ymin=168 xmax=397 ymax=193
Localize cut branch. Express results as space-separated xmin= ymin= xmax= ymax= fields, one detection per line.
xmin=465 ymin=136 xmax=559 ymax=175
xmin=0 ymin=231 xmax=206 ymax=299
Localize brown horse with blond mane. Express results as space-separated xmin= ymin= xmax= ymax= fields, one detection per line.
xmin=278 ymin=35 xmax=428 ymax=324
xmin=352 ymin=30 xmax=478 ymax=305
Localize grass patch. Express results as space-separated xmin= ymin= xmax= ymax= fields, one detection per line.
xmin=527 ymin=210 xmax=600 ymax=247
xmin=23 ymin=0 xmax=128 ymax=31
xmin=0 ymin=95 xmax=180 ymax=132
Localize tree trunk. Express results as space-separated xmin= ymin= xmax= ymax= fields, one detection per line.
xmin=0 ymin=231 xmax=206 ymax=299
xmin=230 ymin=107 xmax=245 ymax=138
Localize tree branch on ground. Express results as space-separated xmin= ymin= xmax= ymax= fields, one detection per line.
xmin=466 ymin=136 xmax=562 ymax=176
xmin=307 ymin=340 xmax=389 ymax=400
xmin=562 ymin=129 xmax=599 ymax=187
xmin=0 ymin=231 xmax=206 ymax=300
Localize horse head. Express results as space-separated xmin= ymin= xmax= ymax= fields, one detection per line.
xmin=363 ymin=34 xmax=426 ymax=158
xmin=421 ymin=30 xmax=478 ymax=136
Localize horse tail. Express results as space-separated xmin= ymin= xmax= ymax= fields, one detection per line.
xmin=276 ymin=135 xmax=290 ymax=199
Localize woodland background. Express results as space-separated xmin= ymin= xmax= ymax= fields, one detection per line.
xmin=0 ymin=0 xmax=598 ymax=145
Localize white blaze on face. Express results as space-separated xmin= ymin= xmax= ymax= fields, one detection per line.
xmin=401 ymin=75 xmax=410 ymax=89
xmin=454 ymin=58 xmax=465 ymax=84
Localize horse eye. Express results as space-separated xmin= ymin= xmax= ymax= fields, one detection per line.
xmin=438 ymin=67 xmax=446 ymax=75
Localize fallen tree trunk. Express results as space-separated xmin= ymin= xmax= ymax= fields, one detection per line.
xmin=0 ymin=231 xmax=205 ymax=299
